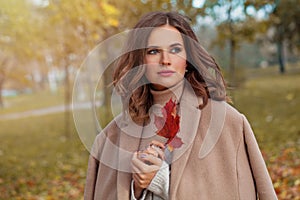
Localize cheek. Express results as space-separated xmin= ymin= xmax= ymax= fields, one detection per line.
xmin=144 ymin=64 xmax=156 ymax=81
xmin=174 ymin=57 xmax=187 ymax=76
xmin=145 ymin=55 xmax=159 ymax=64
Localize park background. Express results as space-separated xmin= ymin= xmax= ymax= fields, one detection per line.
xmin=0 ymin=0 xmax=299 ymax=199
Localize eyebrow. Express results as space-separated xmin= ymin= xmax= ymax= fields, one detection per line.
xmin=170 ymin=43 xmax=183 ymax=47
xmin=146 ymin=43 xmax=183 ymax=49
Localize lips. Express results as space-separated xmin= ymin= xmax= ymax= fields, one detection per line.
xmin=158 ymin=70 xmax=175 ymax=77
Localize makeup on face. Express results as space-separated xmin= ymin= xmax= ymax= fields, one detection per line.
xmin=144 ymin=25 xmax=187 ymax=91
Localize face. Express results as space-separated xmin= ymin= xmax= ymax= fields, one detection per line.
xmin=144 ymin=25 xmax=187 ymax=91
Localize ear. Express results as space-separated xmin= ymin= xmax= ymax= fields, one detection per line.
xmin=185 ymin=63 xmax=188 ymax=72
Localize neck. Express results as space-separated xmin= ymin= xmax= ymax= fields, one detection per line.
xmin=150 ymin=80 xmax=185 ymax=105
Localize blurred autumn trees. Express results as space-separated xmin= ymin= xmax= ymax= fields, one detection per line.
xmin=45 ymin=0 xmax=121 ymax=135
xmin=267 ymin=0 xmax=300 ymax=73
xmin=0 ymin=0 xmax=43 ymax=106
xmin=0 ymin=0 xmax=299 ymax=109
xmin=199 ymin=0 xmax=299 ymax=86
xmin=199 ymin=0 xmax=272 ymax=86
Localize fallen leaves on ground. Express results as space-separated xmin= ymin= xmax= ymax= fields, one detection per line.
xmin=264 ymin=146 xmax=300 ymax=200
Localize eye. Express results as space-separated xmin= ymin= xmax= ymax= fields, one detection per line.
xmin=147 ymin=49 xmax=160 ymax=55
xmin=170 ymin=46 xmax=182 ymax=54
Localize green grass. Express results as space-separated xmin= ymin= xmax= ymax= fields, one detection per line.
xmin=233 ymin=73 xmax=300 ymax=154
xmin=0 ymin=114 xmax=89 ymax=199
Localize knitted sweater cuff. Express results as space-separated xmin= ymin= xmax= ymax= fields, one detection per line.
xmin=147 ymin=161 xmax=169 ymax=199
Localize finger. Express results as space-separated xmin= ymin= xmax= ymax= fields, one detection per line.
xmin=150 ymin=140 xmax=165 ymax=149
xmin=145 ymin=145 xmax=165 ymax=160
xmin=134 ymin=159 xmax=160 ymax=173
xmin=151 ymin=145 xmax=165 ymax=160
xmin=145 ymin=147 xmax=159 ymax=157
xmin=132 ymin=152 xmax=161 ymax=172
xmin=131 ymin=162 xmax=142 ymax=174
xmin=133 ymin=173 xmax=150 ymax=189
xmin=132 ymin=169 xmax=153 ymax=184
xmin=132 ymin=168 xmax=158 ymax=186
xmin=132 ymin=161 xmax=157 ymax=177
xmin=132 ymin=152 xmax=149 ymax=172
xmin=132 ymin=151 xmax=142 ymax=163
xmin=132 ymin=164 xmax=154 ymax=183
xmin=141 ymin=154 xmax=162 ymax=168
xmin=132 ymin=173 xmax=145 ymax=188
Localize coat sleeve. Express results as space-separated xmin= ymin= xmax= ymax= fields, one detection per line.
xmin=83 ymin=127 xmax=108 ymax=200
xmin=84 ymin=155 xmax=99 ymax=200
xmin=242 ymin=115 xmax=278 ymax=200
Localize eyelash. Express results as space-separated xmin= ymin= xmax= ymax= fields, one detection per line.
xmin=146 ymin=47 xmax=182 ymax=55
xmin=170 ymin=47 xmax=182 ymax=54
xmin=147 ymin=49 xmax=160 ymax=55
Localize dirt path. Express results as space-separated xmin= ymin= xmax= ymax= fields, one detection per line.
xmin=0 ymin=103 xmax=92 ymax=120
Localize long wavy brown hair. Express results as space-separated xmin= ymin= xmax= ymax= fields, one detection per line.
xmin=113 ymin=11 xmax=227 ymax=124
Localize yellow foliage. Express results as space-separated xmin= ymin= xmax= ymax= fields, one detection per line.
xmin=108 ymin=18 xmax=119 ymax=27
xmin=100 ymin=2 xmax=119 ymax=16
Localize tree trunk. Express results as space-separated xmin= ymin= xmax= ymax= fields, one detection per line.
xmin=64 ymin=62 xmax=71 ymax=137
xmin=277 ymin=40 xmax=285 ymax=74
xmin=0 ymin=75 xmax=4 ymax=108
xmin=227 ymin=0 xmax=236 ymax=88
xmin=101 ymin=30 xmax=114 ymax=127
xmin=229 ymin=38 xmax=236 ymax=87
xmin=103 ymin=65 xmax=113 ymax=126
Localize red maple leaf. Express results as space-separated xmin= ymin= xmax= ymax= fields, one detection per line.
xmin=154 ymin=98 xmax=183 ymax=151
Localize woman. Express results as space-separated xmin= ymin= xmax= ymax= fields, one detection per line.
xmin=84 ymin=11 xmax=277 ymax=200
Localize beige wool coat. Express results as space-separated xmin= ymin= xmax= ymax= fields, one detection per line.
xmin=84 ymin=84 xmax=278 ymax=200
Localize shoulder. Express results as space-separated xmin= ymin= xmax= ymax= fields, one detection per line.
xmin=207 ymin=98 xmax=243 ymax=116
xmin=224 ymin=101 xmax=245 ymax=123
xmin=94 ymin=113 xmax=131 ymax=145
xmin=91 ymin=114 xmax=123 ymax=156
xmin=206 ymin=99 xmax=246 ymax=128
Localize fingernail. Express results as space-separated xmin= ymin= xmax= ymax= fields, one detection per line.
xmin=139 ymin=153 xmax=147 ymax=158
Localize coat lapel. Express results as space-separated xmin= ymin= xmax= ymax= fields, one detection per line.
xmin=170 ymin=83 xmax=202 ymax=196
xmin=198 ymin=100 xmax=226 ymax=159
xmin=116 ymin=117 xmax=144 ymax=199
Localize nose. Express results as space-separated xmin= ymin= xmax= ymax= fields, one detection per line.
xmin=160 ymin=50 xmax=171 ymax=66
